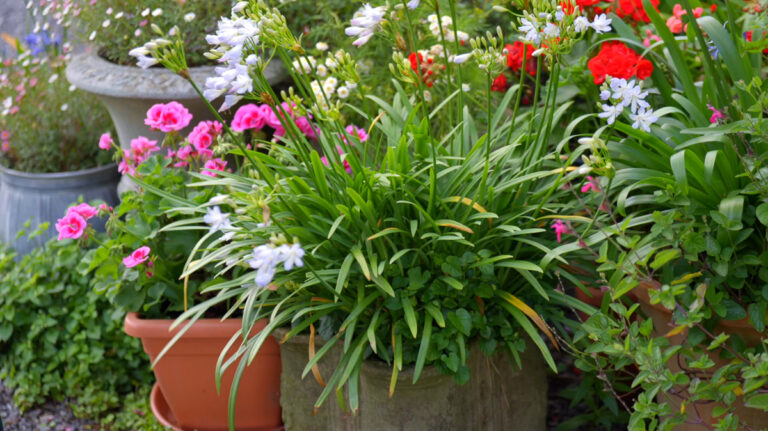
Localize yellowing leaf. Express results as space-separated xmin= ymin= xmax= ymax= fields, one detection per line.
xmin=444 ymin=196 xmax=488 ymax=213
xmin=436 ymin=220 xmax=474 ymax=234
xmin=499 ymin=291 xmax=559 ymax=350
xmin=671 ymin=272 xmax=703 ymax=285
xmin=309 ymin=323 xmax=326 ymax=388
xmin=665 ymin=325 xmax=687 ymax=338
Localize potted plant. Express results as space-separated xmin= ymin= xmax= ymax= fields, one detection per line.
xmin=130 ymin=1 xmax=620 ymax=429
xmin=61 ymin=107 xmax=291 ymax=430
xmin=548 ymin=2 xmax=768 ymax=428
xmin=0 ymin=24 xmax=117 ymax=255
xmin=61 ymin=0 xmax=285 ymax=194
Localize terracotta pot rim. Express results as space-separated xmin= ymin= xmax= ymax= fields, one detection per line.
xmin=124 ymin=312 xmax=256 ymax=338
xmin=633 ymin=282 xmax=763 ymax=332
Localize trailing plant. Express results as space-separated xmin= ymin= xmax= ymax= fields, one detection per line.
xmin=0 ymin=231 xmax=153 ymax=423
xmin=547 ymin=1 xmax=768 ymax=428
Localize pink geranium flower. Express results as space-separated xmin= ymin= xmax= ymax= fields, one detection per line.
xmin=202 ymin=158 xmax=227 ymax=177
xmin=295 ymin=116 xmax=318 ymax=140
xmin=98 ymin=132 xmax=113 ymax=150
xmin=56 ymin=212 xmax=87 ymax=240
xmin=345 ymin=125 xmax=368 ymax=143
xmin=231 ymin=104 xmax=266 ymax=132
xmin=188 ymin=120 xmax=223 ymax=155
xmin=123 ymin=246 xmax=151 ymax=268
xmin=69 ymin=203 xmax=98 ymax=220
xmin=129 ymin=136 xmax=159 ymax=159
xmin=145 ymin=101 xmax=193 ymax=132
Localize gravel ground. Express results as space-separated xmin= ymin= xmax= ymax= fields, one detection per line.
xmin=0 ymin=382 xmax=100 ymax=431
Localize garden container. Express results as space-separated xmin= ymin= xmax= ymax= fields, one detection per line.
xmin=0 ymin=162 xmax=118 ymax=255
xmin=275 ymin=328 xmax=546 ymax=431
xmin=124 ymin=313 xmax=283 ymax=431
xmin=634 ymin=282 xmax=768 ymax=430
xmin=65 ymin=51 xmax=285 ymax=194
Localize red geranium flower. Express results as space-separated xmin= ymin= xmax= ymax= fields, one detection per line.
xmin=587 ymin=41 xmax=654 ymax=84
xmin=491 ymin=74 xmax=508 ymax=92
xmin=614 ymin=0 xmax=660 ymax=23
xmin=505 ymin=42 xmax=537 ymax=76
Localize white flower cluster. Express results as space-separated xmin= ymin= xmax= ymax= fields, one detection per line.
xmin=518 ymin=9 xmax=611 ymax=46
xmin=295 ymin=52 xmax=358 ymax=110
xmin=129 ymin=38 xmax=172 ymax=69
xmin=247 ymin=243 xmax=305 ymax=287
xmin=598 ymin=77 xmax=658 ymax=132
xmin=345 ymin=3 xmax=387 ymax=47
xmin=204 ymin=206 xmax=236 ymax=241
xmin=427 ymin=14 xmax=469 ymax=44
xmin=204 ymin=14 xmax=262 ymax=111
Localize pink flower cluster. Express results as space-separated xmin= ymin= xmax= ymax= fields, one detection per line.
xmin=231 ymin=103 xmax=318 ymax=140
xmin=168 ymin=120 xmax=224 ymax=168
xmin=666 ymin=4 xmax=703 ymax=34
xmin=118 ymin=136 xmax=160 ymax=175
xmin=123 ymin=246 xmax=151 ymax=268
xmin=55 ymin=203 xmax=99 ymax=240
xmin=1 ymin=130 xmax=9 ymax=152
xmin=145 ymin=101 xmax=193 ymax=133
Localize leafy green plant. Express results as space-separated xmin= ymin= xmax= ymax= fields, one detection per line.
xmin=0 ymin=233 xmax=153 ymax=422
xmin=57 ymin=0 xmax=231 ymax=66
xmin=0 ymin=31 xmax=113 ymax=172
xmin=83 ymin=154 xmax=227 ymax=318
xmin=549 ymin=1 xmax=768 ymax=428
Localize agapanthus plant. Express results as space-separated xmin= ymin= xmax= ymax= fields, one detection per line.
xmin=127 ymin=1 xmax=615 ymax=427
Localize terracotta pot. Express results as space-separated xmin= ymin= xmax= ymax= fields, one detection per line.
xmin=274 ymin=328 xmax=546 ymax=431
xmin=633 ymin=282 xmax=768 ymax=430
xmin=574 ymin=285 xmax=605 ymax=321
xmin=124 ymin=313 xmax=282 ymax=431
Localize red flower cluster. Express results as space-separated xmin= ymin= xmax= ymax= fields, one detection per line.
xmin=587 ymin=41 xmax=654 ymax=85
xmin=745 ymin=31 xmax=768 ymax=55
xmin=506 ymin=42 xmax=537 ymax=76
xmin=491 ymin=74 xmax=508 ymax=92
xmin=614 ymin=0 xmax=660 ymax=23
xmin=409 ymin=52 xmax=444 ymax=88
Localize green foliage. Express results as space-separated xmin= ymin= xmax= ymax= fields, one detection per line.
xmin=0 ymin=37 xmax=113 ymax=172
xmin=84 ymin=155 xmax=224 ymax=318
xmin=68 ymin=0 xmax=230 ymax=66
xmin=0 ymin=237 xmax=153 ymax=422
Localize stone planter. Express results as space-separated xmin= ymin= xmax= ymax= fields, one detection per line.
xmin=65 ymin=51 xmax=285 ymax=194
xmin=125 ymin=313 xmax=282 ymax=431
xmin=0 ymin=163 xmax=119 ymax=255
xmin=634 ymin=282 xmax=768 ymax=430
xmin=275 ymin=328 xmax=547 ymax=431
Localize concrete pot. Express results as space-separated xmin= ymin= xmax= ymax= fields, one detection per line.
xmin=275 ymin=328 xmax=547 ymax=431
xmin=65 ymin=51 xmax=285 ymax=194
xmin=634 ymin=282 xmax=768 ymax=430
xmin=125 ymin=313 xmax=282 ymax=431
xmin=0 ymin=163 xmax=118 ymax=255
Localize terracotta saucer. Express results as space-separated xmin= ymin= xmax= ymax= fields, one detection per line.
xmin=149 ymin=384 xmax=285 ymax=431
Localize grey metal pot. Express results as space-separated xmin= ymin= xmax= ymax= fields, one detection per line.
xmin=65 ymin=51 xmax=286 ymax=195
xmin=275 ymin=327 xmax=547 ymax=431
xmin=0 ymin=163 xmax=119 ymax=255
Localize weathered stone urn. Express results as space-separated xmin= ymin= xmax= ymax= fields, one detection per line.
xmin=65 ymin=50 xmax=285 ymax=194
xmin=274 ymin=328 xmax=547 ymax=431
